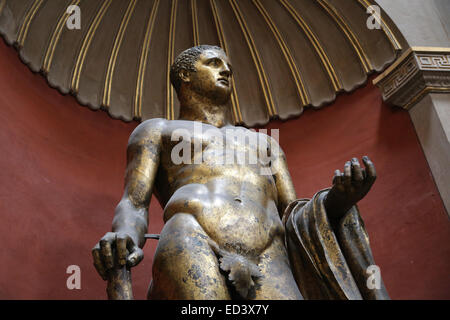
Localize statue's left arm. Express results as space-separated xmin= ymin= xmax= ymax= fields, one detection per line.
xmin=269 ymin=142 xmax=389 ymax=300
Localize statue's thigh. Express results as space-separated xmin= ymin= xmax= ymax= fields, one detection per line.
xmin=253 ymin=237 xmax=304 ymax=300
xmin=148 ymin=213 xmax=230 ymax=300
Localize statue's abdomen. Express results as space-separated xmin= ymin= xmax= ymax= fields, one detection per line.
xmin=163 ymin=181 xmax=284 ymax=257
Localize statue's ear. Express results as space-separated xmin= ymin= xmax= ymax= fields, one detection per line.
xmin=179 ymin=69 xmax=191 ymax=83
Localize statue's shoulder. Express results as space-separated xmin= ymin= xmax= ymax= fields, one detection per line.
xmin=254 ymin=129 xmax=284 ymax=156
xmin=250 ymin=128 xmax=277 ymax=143
xmin=137 ymin=118 xmax=168 ymax=130
xmin=128 ymin=118 xmax=167 ymax=146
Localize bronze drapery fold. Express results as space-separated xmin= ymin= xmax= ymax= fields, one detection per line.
xmin=284 ymin=189 xmax=389 ymax=300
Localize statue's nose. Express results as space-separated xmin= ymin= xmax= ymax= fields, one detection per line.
xmin=220 ymin=66 xmax=231 ymax=78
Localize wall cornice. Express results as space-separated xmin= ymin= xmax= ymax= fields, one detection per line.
xmin=373 ymin=47 xmax=450 ymax=109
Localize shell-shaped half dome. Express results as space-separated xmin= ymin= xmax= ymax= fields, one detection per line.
xmin=0 ymin=0 xmax=404 ymax=126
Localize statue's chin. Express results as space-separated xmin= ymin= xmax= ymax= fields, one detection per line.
xmin=210 ymin=87 xmax=232 ymax=106
xmin=215 ymin=95 xmax=231 ymax=106
xmin=187 ymin=81 xmax=232 ymax=106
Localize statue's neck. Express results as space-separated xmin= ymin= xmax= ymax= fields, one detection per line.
xmin=178 ymin=92 xmax=230 ymax=128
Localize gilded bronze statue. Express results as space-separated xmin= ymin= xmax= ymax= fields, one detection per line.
xmin=92 ymin=45 xmax=389 ymax=300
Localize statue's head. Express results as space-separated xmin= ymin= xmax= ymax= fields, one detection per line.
xmin=170 ymin=45 xmax=233 ymax=105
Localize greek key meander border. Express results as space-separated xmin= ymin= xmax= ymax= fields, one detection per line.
xmin=374 ymin=47 xmax=450 ymax=110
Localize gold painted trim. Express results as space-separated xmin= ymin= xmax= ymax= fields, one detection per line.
xmin=372 ymin=46 xmax=450 ymax=110
xmin=71 ymin=0 xmax=112 ymax=93
xmin=42 ymin=0 xmax=81 ymax=74
xmin=166 ymin=0 xmax=178 ymax=120
xmin=356 ymin=0 xmax=402 ymax=51
xmin=191 ymin=0 xmax=199 ymax=46
xmin=404 ymin=86 xmax=450 ymax=110
xmin=279 ymin=0 xmax=342 ymax=92
xmin=209 ymin=0 xmax=242 ymax=124
xmin=229 ymin=0 xmax=276 ymax=117
xmin=17 ymin=0 xmax=44 ymax=48
xmin=316 ymin=0 xmax=372 ymax=73
xmin=373 ymin=47 xmax=450 ymax=85
xmin=134 ymin=0 xmax=159 ymax=119
xmin=0 ymin=0 xmax=7 ymax=15
xmin=102 ymin=0 xmax=137 ymax=108
xmin=372 ymin=47 xmax=412 ymax=85
xmin=253 ymin=0 xmax=309 ymax=106
xmin=410 ymin=46 xmax=450 ymax=52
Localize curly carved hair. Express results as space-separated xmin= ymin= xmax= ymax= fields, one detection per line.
xmin=170 ymin=45 xmax=224 ymax=95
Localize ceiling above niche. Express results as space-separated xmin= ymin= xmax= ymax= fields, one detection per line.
xmin=0 ymin=0 xmax=403 ymax=127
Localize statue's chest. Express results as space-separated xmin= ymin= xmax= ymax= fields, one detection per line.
xmin=162 ymin=128 xmax=261 ymax=158
xmin=159 ymin=123 xmax=268 ymax=169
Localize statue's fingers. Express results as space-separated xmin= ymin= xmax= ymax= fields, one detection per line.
xmin=127 ymin=247 xmax=144 ymax=267
xmin=361 ymin=168 xmax=367 ymax=179
xmin=362 ymin=156 xmax=377 ymax=182
xmin=100 ymin=232 xmax=115 ymax=269
xmin=92 ymin=244 xmax=107 ymax=280
xmin=332 ymin=170 xmax=343 ymax=188
xmin=115 ymin=233 xmax=129 ymax=266
xmin=351 ymin=158 xmax=364 ymax=185
xmin=343 ymin=161 xmax=352 ymax=188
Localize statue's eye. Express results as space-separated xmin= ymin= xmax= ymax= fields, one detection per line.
xmin=208 ymin=58 xmax=220 ymax=66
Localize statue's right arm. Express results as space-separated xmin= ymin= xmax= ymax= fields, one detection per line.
xmin=92 ymin=118 xmax=165 ymax=280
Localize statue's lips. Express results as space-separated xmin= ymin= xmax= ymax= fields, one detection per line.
xmin=217 ymin=78 xmax=229 ymax=86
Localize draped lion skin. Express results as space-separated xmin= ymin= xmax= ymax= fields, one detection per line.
xmin=92 ymin=45 xmax=389 ymax=300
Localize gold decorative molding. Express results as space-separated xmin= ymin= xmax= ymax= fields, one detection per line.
xmin=191 ymin=0 xmax=200 ymax=47
xmin=42 ymin=0 xmax=81 ymax=74
xmin=134 ymin=0 xmax=159 ymax=119
xmin=17 ymin=0 xmax=44 ymax=48
xmin=253 ymin=0 xmax=309 ymax=106
xmin=210 ymin=0 xmax=242 ymax=124
xmin=356 ymin=0 xmax=402 ymax=51
xmin=373 ymin=47 xmax=450 ymax=110
xmin=316 ymin=0 xmax=372 ymax=73
xmin=71 ymin=0 xmax=112 ymax=93
xmin=0 ymin=0 xmax=6 ymax=15
xmin=279 ymin=0 xmax=342 ymax=92
xmin=166 ymin=0 xmax=178 ymax=120
xmin=229 ymin=0 xmax=276 ymax=117
xmin=103 ymin=0 xmax=137 ymax=108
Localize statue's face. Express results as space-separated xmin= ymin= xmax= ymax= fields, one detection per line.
xmin=188 ymin=49 xmax=233 ymax=105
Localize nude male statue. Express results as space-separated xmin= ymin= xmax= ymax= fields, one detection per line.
xmin=92 ymin=45 xmax=388 ymax=300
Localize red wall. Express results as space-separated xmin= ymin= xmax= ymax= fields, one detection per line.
xmin=0 ymin=39 xmax=448 ymax=299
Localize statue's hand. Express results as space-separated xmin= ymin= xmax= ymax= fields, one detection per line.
xmin=324 ymin=156 xmax=376 ymax=222
xmin=92 ymin=231 xmax=144 ymax=280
